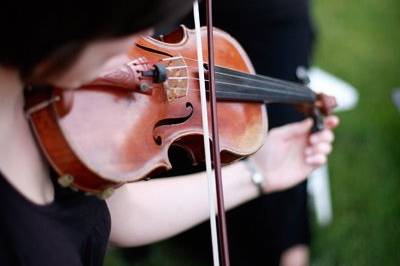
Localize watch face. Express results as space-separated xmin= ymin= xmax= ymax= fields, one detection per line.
xmin=253 ymin=172 xmax=264 ymax=184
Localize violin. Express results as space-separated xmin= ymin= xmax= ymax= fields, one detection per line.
xmin=25 ymin=25 xmax=336 ymax=199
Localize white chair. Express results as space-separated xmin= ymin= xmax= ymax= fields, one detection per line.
xmin=306 ymin=67 xmax=359 ymax=226
xmin=392 ymin=89 xmax=400 ymax=113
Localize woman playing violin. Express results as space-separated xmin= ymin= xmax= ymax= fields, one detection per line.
xmin=0 ymin=1 xmax=338 ymax=265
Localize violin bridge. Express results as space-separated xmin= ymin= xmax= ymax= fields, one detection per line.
xmin=163 ymin=57 xmax=189 ymax=101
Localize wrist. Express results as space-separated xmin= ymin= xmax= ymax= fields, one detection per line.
xmin=243 ymin=158 xmax=266 ymax=196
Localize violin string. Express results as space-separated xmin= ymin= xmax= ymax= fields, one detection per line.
xmin=184 ymin=77 xmax=309 ymax=96
xmin=134 ymin=57 xmax=302 ymax=85
xmin=215 ymin=68 xmax=308 ymax=93
xmin=163 ymin=56 xmax=310 ymax=92
xmin=172 ymin=74 xmax=312 ymax=99
xmin=135 ymin=59 xmax=311 ymax=97
xmin=181 ymin=88 xmax=314 ymax=103
xmin=129 ymin=52 xmax=314 ymax=101
xmin=132 ymin=67 xmax=311 ymax=100
xmin=165 ymin=77 xmax=313 ymax=99
xmin=175 ymin=65 xmax=308 ymax=92
xmin=140 ymin=75 xmax=312 ymax=100
xmin=141 ymin=71 xmax=310 ymax=99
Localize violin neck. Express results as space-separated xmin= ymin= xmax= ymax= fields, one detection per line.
xmin=214 ymin=66 xmax=316 ymax=104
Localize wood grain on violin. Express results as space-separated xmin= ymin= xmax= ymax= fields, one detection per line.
xmin=25 ymin=26 xmax=335 ymax=196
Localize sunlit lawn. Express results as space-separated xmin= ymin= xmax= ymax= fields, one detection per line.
xmin=310 ymin=0 xmax=400 ymax=265
xmin=105 ymin=0 xmax=400 ymax=265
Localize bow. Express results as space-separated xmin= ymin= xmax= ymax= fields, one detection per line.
xmin=193 ymin=1 xmax=231 ymax=265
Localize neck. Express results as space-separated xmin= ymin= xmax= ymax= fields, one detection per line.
xmin=0 ymin=66 xmax=54 ymax=205
xmin=0 ymin=67 xmax=25 ymax=141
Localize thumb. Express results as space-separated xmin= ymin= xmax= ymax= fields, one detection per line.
xmin=274 ymin=118 xmax=313 ymax=138
xmin=324 ymin=115 xmax=340 ymax=130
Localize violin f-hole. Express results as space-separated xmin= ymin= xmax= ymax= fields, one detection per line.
xmin=152 ymin=102 xmax=194 ymax=145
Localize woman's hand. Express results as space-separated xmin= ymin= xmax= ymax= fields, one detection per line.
xmin=251 ymin=115 xmax=340 ymax=193
xmin=108 ymin=115 xmax=339 ymax=246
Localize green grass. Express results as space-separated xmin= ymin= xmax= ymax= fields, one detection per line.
xmin=310 ymin=0 xmax=400 ymax=265
xmin=105 ymin=0 xmax=400 ymax=265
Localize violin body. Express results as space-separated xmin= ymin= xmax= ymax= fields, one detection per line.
xmin=26 ymin=26 xmax=268 ymax=195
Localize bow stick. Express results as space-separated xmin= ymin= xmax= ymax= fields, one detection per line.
xmin=193 ymin=1 xmax=231 ymax=266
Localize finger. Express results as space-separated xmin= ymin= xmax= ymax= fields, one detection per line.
xmin=275 ymin=118 xmax=313 ymax=138
xmin=304 ymin=143 xmax=332 ymax=156
xmin=309 ymin=129 xmax=334 ymax=144
xmin=324 ymin=115 xmax=340 ymax=129
xmin=305 ymin=154 xmax=327 ymax=166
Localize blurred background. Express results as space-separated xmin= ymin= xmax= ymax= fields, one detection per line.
xmin=105 ymin=0 xmax=400 ymax=265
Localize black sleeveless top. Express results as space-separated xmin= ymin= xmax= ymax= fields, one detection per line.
xmin=0 ymin=172 xmax=111 ymax=266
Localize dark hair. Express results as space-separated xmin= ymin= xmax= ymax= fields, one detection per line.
xmin=0 ymin=1 xmax=193 ymax=81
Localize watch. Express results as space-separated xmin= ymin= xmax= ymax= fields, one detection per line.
xmin=243 ymin=159 xmax=265 ymax=196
